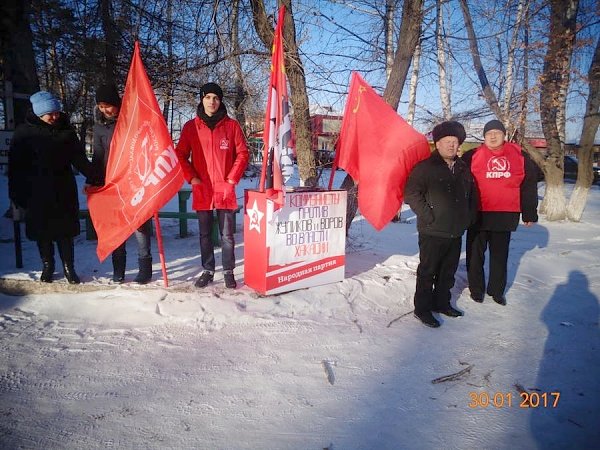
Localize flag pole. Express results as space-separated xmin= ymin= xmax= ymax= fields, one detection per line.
xmin=153 ymin=212 xmax=169 ymax=287
xmin=328 ymin=152 xmax=338 ymax=190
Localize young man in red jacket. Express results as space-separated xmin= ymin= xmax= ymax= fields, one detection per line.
xmin=175 ymin=83 xmax=249 ymax=289
xmin=462 ymin=120 xmax=539 ymax=305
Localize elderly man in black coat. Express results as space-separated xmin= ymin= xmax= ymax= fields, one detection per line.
xmin=405 ymin=121 xmax=478 ymax=328
xmin=8 ymin=91 xmax=96 ymax=284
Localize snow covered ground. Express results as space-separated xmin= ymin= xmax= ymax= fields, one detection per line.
xmin=1 ymin=169 xmax=599 ymax=449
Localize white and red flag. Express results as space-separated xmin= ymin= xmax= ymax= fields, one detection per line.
xmin=330 ymin=72 xmax=430 ymax=230
xmin=259 ymin=5 xmax=293 ymax=208
xmin=87 ymin=42 xmax=184 ymax=278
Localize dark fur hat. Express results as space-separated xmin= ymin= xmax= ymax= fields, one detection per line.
xmin=431 ymin=121 xmax=466 ymax=145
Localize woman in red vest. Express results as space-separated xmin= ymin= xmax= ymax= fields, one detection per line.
xmin=462 ymin=120 xmax=539 ymax=305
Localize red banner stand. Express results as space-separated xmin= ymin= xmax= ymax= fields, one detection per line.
xmin=244 ymin=189 xmax=347 ymax=295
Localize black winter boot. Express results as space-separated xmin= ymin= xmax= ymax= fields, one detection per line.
xmin=41 ymin=261 xmax=55 ymax=283
xmin=37 ymin=240 xmax=55 ymax=283
xmin=134 ymin=256 xmax=152 ymax=284
xmin=112 ymin=251 xmax=126 ymax=283
xmin=63 ymin=265 xmax=81 ymax=285
xmin=57 ymin=238 xmax=81 ymax=284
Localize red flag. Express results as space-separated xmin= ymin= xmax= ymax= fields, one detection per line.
xmin=333 ymin=72 xmax=430 ymax=230
xmin=88 ymin=42 xmax=184 ymax=261
xmin=259 ymin=6 xmax=293 ymax=207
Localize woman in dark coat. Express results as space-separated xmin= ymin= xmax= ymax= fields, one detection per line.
xmin=8 ymin=91 xmax=95 ymax=284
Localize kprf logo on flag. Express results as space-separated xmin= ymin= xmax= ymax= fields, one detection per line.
xmin=87 ymin=42 xmax=184 ymax=261
xmin=259 ymin=6 xmax=294 ymax=207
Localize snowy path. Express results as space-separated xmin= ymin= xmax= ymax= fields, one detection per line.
xmin=1 ymin=273 xmax=598 ymax=449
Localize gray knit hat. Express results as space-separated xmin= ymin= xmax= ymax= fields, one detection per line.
xmin=483 ymin=119 xmax=506 ymax=136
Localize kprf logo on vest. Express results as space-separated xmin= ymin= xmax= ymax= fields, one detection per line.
xmin=129 ymin=121 xmax=179 ymax=207
xmin=486 ymin=156 xmax=511 ymax=178
xmin=220 ymin=138 xmax=230 ymax=150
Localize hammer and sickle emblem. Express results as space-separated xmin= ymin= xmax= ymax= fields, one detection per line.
xmin=352 ymin=86 xmax=367 ymax=113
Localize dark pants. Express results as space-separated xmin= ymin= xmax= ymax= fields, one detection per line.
xmin=37 ymin=237 xmax=75 ymax=267
xmin=112 ymin=219 xmax=153 ymax=261
xmin=466 ymin=228 xmax=511 ymax=297
xmin=414 ymin=235 xmax=462 ymax=314
xmin=197 ymin=209 xmax=235 ymax=272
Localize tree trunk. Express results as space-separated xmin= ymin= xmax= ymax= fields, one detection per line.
xmin=100 ymin=0 xmax=118 ymax=82
xmin=250 ymin=0 xmax=316 ymax=186
xmin=162 ymin=0 xmax=173 ymax=125
xmin=281 ymin=0 xmax=316 ymax=186
xmin=407 ymin=40 xmax=421 ymax=126
xmin=0 ymin=0 xmax=39 ymax=127
xmin=517 ymin=8 xmax=530 ymax=143
xmin=436 ymin=0 xmax=451 ymax=120
xmin=382 ymin=0 xmax=423 ymax=110
xmin=384 ymin=0 xmax=395 ymax=80
xmin=502 ymin=0 xmax=526 ymax=121
xmin=567 ymin=35 xmax=600 ymax=221
xmin=539 ymin=0 xmax=579 ymax=220
xmin=231 ymin=0 xmax=248 ymax=130
xmin=458 ymin=0 xmax=504 ymax=121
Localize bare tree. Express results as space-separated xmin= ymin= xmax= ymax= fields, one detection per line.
xmin=458 ymin=0 xmax=503 ymax=122
xmin=436 ymin=0 xmax=451 ymax=120
xmin=567 ymin=35 xmax=600 ymax=221
xmin=407 ymin=39 xmax=421 ymax=125
xmin=501 ymin=0 xmax=527 ymax=121
xmin=100 ymin=0 xmax=119 ymax=82
xmin=384 ymin=0 xmax=396 ymax=79
xmin=539 ymin=0 xmax=579 ymax=221
xmin=516 ymin=4 xmax=531 ymax=144
xmin=250 ymin=0 xmax=317 ymax=186
xmin=231 ymin=0 xmax=248 ymax=130
xmin=383 ymin=0 xmax=424 ymax=110
xmin=161 ymin=0 xmax=174 ymax=125
xmin=0 ymin=0 xmax=39 ymax=127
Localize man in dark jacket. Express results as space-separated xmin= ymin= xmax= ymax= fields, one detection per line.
xmin=87 ymin=83 xmax=154 ymax=284
xmin=462 ymin=119 xmax=538 ymax=305
xmin=405 ymin=121 xmax=478 ymax=328
xmin=8 ymin=91 xmax=95 ymax=284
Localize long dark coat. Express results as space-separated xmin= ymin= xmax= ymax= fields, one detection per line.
xmin=8 ymin=112 xmax=95 ymax=241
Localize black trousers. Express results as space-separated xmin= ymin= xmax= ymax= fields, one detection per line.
xmin=466 ymin=228 xmax=511 ymax=297
xmin=414 ymin=234 xmax=462 ymax=314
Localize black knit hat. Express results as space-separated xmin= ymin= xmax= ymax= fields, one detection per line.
xmin=95 ymin=83 xmax=121 ymax=107
xmin=483 ymin=119 xmax=506 ymax=136
xmin=199 ymin=82 xmax=223 ymax=101
xmin=431 ymin=121 xmax=466 ymax=145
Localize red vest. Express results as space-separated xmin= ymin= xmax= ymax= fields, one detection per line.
xmin=471 ymin=142 xmax=525 ymax=212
